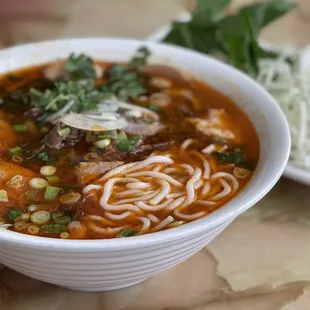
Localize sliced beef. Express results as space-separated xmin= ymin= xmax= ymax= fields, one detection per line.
xmin=43 ymin=123 xmax=63 ymax=149
xmin=76 ymin=161 xmax=124 ymax=184
xmin=186 ymin=109 xmax=243 ymax=143
xmin=125 ymin=121 xmax=165 ymax=136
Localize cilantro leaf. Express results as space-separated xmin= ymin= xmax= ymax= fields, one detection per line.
xmin=64 ymin=53 xmax=96 ymax=80
xmin=7 ymin=209 xmax=22 ymax=223
xmin=30 ymin=80 xmax=112 ymax=121
xmin=213 ymin=147 xmax=251 ymax=168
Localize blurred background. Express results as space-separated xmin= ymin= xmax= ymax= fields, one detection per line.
xmin=0 ymin=0 xmax=308 ymax=47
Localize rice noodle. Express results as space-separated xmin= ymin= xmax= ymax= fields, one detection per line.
xmin=83 ymin=142 xmax=244 ymax=236
xmin=152 ymin=215 xmax=175 ymax=231
xmin=211 ymin=179 xmax=231 ymax=200
xmin=149 ymin=180 xmax=171 ymax=205
xmin=202 ymin=144 xmax=216 ymax=154
xmin=174 ymin=209 xmax=206 ymax=220
xmin=126 ymin=182 xmax=150 ymax=189
xmin=104 ymin=211 xmax=135 ymax=221
xmin=147 ymin=214 xmax=160 ymax=223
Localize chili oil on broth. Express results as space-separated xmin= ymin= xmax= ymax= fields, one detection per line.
xmin=0 ymin=49 xmax=259 ymax=239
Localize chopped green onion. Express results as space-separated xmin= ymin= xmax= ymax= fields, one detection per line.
xmin=13 ymin=124 xmax=27 ymax=133
xmin=98 ymin=130 xmax=118 ymax=139
xmin=26 ymin=224 xmax=40 ymax=235
xmin=117 ymin=135 xmax=141 ymax=152
xmin=9 ymin=146 xmax=22 ymax=156
xmin=7 ymin=209 xmax=23 ymax=223
xmin=94 ymin=139 xmax=111 ymax=149
xmin=52 ymin=212 xmax=72 ymax=225
xmin=59 ymin=192 xmax=82 ymax=205
xmin=14 ymin=221 xmax=27 ymax=231
xmin=20 ymin=213 xmax=30 ymax=222
xmin=44 ymin=186 xmax=60 ymax=200
xmin=118 ymin=131 xmax=128 ymax=141
xmin=119 ymin=228 xmax=140 ymax=237
xmin=0 ymin=190 xmax=8 ymax=202
xmin=40 ymin=165 xmax=57 ymax=176
xmin=29 ymin=178 xmax=48 ymax=189
xmin=58 ymin=127 xmax=71 ymax=137
xmin=46 ymin=175 xmax=60 ymax=184
xmin=30 ymin=211 xmax=51 ymax=225
xmin=60 ymin=232 xmax=70 ymax=239
xmin=12 ymin=156 xmax=23 ymax=163
xmin=40 ymin=224 xmax=67 ymax=234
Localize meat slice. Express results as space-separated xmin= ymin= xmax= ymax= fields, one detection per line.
xmin=76 ymin=161 xmax=124 ymax=184
xmin=186 ymin=109 xmax=243 ymax=143
xmin=125 ymin=121 xmax=165 ymax=136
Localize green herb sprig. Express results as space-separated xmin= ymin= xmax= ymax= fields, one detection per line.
xmin=163 ymin=0 xmax=296 ymax=77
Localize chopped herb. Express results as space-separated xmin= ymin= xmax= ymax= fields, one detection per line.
xmin=52 ymin=212 xmax=72 ymax=225
xmin=148 ymin=104 xmax=161 ymax=112
xmin=46 ymin=175 xmax=60 ymax=184
xmin=213 ymin=147 xmax=250 ymax=168
xmin=118 ymin=131 xmax=128 ymax=141
xmin=117 ymin=135 xmax=141 ymax=152
xmin=102 ymin=46 xmax=151 ymax=100
xmin=30 ymin=80 xmax=112 ymax=122
xmin=64 ymin=53 xmax=96 ymax=80
xmin=58 ymin=127 xmax=71 ymax=137
xmin=44 ymin=186 xmax=60 ymax=200
xmin=9 ymin=146 xmax=22 ymax=156
xmin=163 ymin=0 xmax=296 ymax=77
xmin=13 ymin=124 xmax=27 ymax=133
xmin=129 ymin=46 xmax=151 ymax=70
xmin=119 ymin=228 xmax=140 ymax=237
xmin=98 ymin=130 xmax=118 ymax=140
xmin=37 ymin=151 xmax=50 ymax=162
xmin=0 ymin=190 xmax=8 ymax=202
xmin=40 ymin=224 xmax=67 ymax=234
xmin=7 ymin=209 xmax=23 ymax=223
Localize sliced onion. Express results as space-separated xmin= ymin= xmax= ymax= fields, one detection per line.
xmin=61 ymin=113 xmax=128 ymax=131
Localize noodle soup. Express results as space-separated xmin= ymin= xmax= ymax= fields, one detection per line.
xmin=0 ymin=47 xmax=259 ymax=239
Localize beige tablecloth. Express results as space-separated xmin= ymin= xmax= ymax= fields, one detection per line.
xmin=1 ymin=1 xmax=310 ymax=309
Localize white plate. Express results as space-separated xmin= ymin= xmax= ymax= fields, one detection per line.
xmin=146 ymin=12 xmax=310 ymax=186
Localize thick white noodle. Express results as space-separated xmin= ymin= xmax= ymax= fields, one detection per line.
xmin=128 ymin=171 xmax=183 ymax=187
xmin=174 ymin=209 xmax=206 ymax=220
xmin=211 ymin=172 xmax=239 ymax=192
xmin=147 ymin=214 xmax=160 ymax=223
xmin=181 ymin=139 xmax=196 ymax=150
xmin=149 ymin=180 xmax=171 ymax=205
xmin=126 ymin=182 xmax=150 ymax=189
xmin=104 ymin=211 xmax=134 ymax=220
xmin=202 ymin=144 xmax=216 ymax=154
xmin=125 ymin=156 xmax=173 ymax=174
xmin=139 ymin=217 xmax=151 ymax=231
xmin=185 ymin=168 xmax=202 ymax=205
xmin=137 ymin=199 xmax=174 ymax=211
xmin=180 ymin=164 xmax=195 ymax=175
xmin=152 ymin=216 xmax=175 ymax=231
xmin=211 ymin=179 xmax=231 ymax=200
xmin=114 ymin=190 xmax=159 ymax=205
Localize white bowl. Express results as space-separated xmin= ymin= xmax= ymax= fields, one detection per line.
xmin=0 ymin=38 xmax=290 ymax=292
